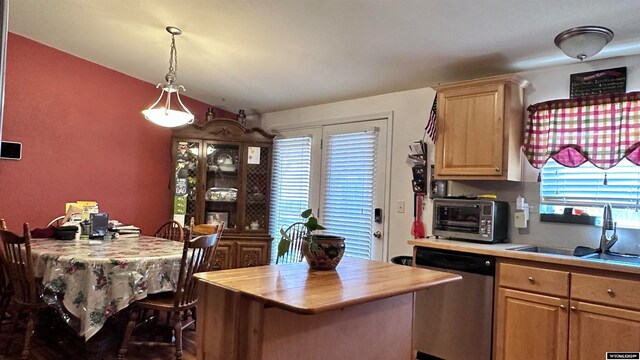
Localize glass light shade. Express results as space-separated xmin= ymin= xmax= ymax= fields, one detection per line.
xmin=142 ymin=108 xmax=194 ymax=127
xmin=554 ymin=26 xmax=614 ymax=61
xmin=142 ymin=85 xmax=194 ymax=128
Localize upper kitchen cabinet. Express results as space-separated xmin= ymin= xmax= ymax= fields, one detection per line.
xmin=433 ymin=74 xmax=529 ymax=181
xmin=171 ymin=118 xmax=275 ymax=269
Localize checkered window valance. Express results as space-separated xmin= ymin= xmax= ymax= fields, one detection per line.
xmin=523 ymin=92 xmax=640 ymax=169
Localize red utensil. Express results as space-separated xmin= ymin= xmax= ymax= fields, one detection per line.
xmin=411 ymin=193 xmax=418 ymax=238
xmin=415 ymin=194 xmax=425 ymax=238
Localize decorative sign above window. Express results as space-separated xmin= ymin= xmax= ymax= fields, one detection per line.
xmin=570 ymin=67 xmax=627 ymax=98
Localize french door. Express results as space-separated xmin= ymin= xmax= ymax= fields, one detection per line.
xmin=320 ymin=120 xmax=387 ymax=260
xmin=270 ymin=117 xmax=389 ymax=262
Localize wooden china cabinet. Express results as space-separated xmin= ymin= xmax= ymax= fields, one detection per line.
xmin=171 ymin=118 xmax=275 ymax=269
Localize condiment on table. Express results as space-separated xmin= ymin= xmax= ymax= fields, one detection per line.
xmin=194 ymin=256 xmax=461 ymax=360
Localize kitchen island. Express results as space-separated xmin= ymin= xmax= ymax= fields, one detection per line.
xmin=194 ymin=256 xmax=461 ymax=360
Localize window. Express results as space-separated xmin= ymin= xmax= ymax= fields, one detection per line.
xmin=540 ymin=158 xmax=640 ymax=228
xmin=269 ymin=136 xmax=312 ymax=263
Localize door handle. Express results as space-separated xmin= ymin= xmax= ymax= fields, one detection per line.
xmin=373 ymin=231 xmax=382 ymax=238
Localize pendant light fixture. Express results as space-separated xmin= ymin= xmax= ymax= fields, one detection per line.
xmin=142 ymin=26 xmax=194 ymax=127
xmin=554 ymin=26 xmax=614 ymax=61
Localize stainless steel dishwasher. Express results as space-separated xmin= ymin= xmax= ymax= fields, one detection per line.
xmin=414 ymin=247 xmax=495 ymax=360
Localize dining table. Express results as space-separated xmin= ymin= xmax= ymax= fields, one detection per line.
xmin=30 ymin=236 xmax=185 ymax=340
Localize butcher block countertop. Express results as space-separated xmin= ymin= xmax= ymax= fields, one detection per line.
xmin=194 ymin=256 xmax=461 ymax=314
xmin=409 ymin=238 xmax=640 ymax=275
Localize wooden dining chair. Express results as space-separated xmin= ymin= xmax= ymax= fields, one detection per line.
xmin=0 ymin=219 xmax=13 ymax=326
xmin=116 ymin=226 xmax=222 ymax=360
xmin=276 ymin=222 xmax=308 ymax=264
xmin=0 ymin=223 xmax=49 ymax=360
xmin=154 ymin=220 xmax=184 ymax=242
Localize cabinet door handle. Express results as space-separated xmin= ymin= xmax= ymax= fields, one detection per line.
xmin=528 ymin=276 xmax=535 ymax=284
xmin=607 ymin=288 xmax=614 ymax=295
xmin=560 ymin=305 xmax=566 ymax=310
xmin=570 ymin=306 xmax=577 ymax=311
xmin=495 ymin=167 xmax=501 ymax=172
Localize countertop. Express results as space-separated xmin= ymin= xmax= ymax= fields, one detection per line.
xmin=409 ymin=238 xmax=640 ymax=275
xmin=194 ymin=256 xmax=461 ymax=314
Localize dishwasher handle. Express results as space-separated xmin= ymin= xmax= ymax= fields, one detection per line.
xmin=415 ymin=247 xmax=495 ymax=276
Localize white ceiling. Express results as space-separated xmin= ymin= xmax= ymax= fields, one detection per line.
xmin=8 ymin=1 xmax=640 ymax=115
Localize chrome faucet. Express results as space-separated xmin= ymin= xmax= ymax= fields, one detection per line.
xmin=599 ymin=204 xmax=618 ymax=253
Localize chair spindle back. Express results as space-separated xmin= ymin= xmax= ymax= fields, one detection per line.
xmin=0 ymin=219 xmax=12 ymax=313
xmin=154 ymin=220 xmax=184 ymax=242
xmin=276 ymin=222 xmax=308 ymax=264
xmin=0 ymin=223 xmax=39 ymax=305
xmin=174 ymin=221 xmax=223 ymax=309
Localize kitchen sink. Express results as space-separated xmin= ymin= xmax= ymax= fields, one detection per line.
xmin=580 ymin=252 xmax=640 ymax=266
xmin=510 ymin=245 xmax=640 ymax=266
xmin=509 ymin=245 xmax=576 ymax=256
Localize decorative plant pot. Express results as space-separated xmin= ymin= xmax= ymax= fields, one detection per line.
xmin=301 ymin=235 xmax=346 ymax=270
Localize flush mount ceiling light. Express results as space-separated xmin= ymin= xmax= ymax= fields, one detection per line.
xmin=142 ymin=26 xmax=194 ymax=127
xmin=554 ymin=26 xmax=614 ymax=61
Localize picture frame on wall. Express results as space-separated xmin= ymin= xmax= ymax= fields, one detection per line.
xmin=206 ymin=211 xmax=228 ymax=228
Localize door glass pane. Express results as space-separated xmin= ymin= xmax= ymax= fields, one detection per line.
xmin=245 ymin=145 xmax=270 ymax=231
xmin=322 ymin=128 xmax=379 ymax=259
xmin=204 ymin=143 xmax=239 ymax=230
xmin=173 ymin=141 xmax=200 ymax=227
xmin=269 ymin=136 xmax=312 ymax=263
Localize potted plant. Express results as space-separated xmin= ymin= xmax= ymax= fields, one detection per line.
xmin=277 ymin=209 xmax=346 ymax=270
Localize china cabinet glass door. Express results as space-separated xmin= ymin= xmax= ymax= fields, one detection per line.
xmin=173 ymin=141 xmax=200 ymax=226
xmin=204 ymin=142 xmax=240 ymax=230
xmin=244 ymin=145 xmax=270 ymax=231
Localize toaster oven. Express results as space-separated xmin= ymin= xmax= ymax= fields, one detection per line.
xmin=432 ymin=198 xmax=509 ymax=243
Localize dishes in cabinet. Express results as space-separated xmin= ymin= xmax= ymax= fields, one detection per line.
xmin=218 ymin=165 xmax=237 ymax=172
xmin=206 ymin=187 xmax=238 ymax=201
xmin=216 ymin=152 xmax=233 ymax=165
xmin=208 ymin=149 xmax=238 ymax=172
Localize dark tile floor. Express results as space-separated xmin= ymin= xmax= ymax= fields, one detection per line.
xmin=0 ymin=311 xmax=196 ymax=360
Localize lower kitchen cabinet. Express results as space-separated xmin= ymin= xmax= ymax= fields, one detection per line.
xmin=495 ymin=288 xmax=568 ymax=360
xmin=496 ymin=259 xmax=640 ymax=360
xmin=569 ymin=301 xmax=640 ymax=360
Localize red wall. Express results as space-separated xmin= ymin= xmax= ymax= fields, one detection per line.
xmin=0 ymin=33 xmax=235 ymax=234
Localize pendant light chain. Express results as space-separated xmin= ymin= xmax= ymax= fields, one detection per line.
xmin=165 ymin=33 xmax=178 ymax=84
xmin=169 ymin=34 xmax=177 ymax=79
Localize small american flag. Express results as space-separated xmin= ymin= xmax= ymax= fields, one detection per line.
xmin=425 ymin=95 xmax=437 ymax=142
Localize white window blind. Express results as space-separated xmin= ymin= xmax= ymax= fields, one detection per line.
xmin=269 ymin=136 xmax=312 ymax=263
xmin=322 ymin=130 xmax=377 ymax=259
xmin=540 ymin=158 xmax=640 ymax=228
xmin=541 ymin=158 xmax=640 ymax=208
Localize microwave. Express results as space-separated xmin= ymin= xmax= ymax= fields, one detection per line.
xmin=432 ymin=198 xmax=509 ymax=243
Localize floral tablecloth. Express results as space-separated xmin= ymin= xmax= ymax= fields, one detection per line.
xmin=31 ymin=236 xmax=185 ymax=339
